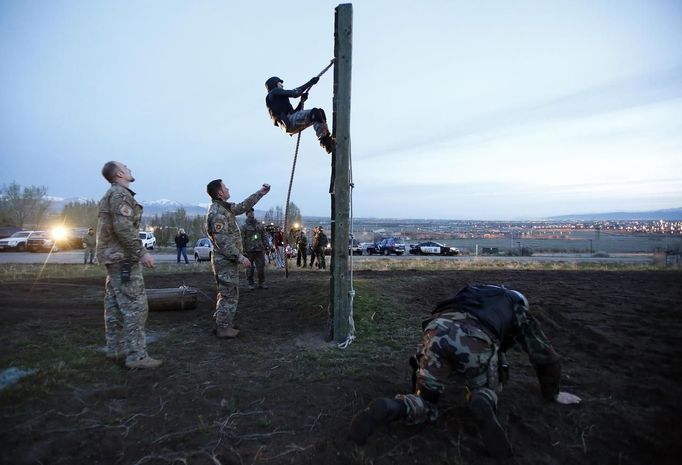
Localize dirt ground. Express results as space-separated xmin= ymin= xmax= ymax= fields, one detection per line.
xmin=1 ymin=268 xmax=681 ymax=465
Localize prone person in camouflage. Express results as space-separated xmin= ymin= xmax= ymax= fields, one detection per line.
xmin=241 ymin=208 xmax=269 ymax=290
xmin=96 ymin=161 xmax=162 ymax=369
xmin=349 ymin=283 xmax=581 ymax=461
xmin=205 ymin=179 xmax=270 ymax=339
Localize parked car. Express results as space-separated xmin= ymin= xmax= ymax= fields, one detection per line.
xmin=360 ymin=242 xmax=377 ymax=255
xmin=27 ymin=227 xmax=90 ymax=252
xmin=0 ymin=230 xmax=41 ymax=252
xmin=350 ymin=239 xmax=362 ymax=255
xmin=193 ymin=237 xmax=213 ymax=262
xmin=139 ymin=231 xmax=156 ymax=250
xmin=27 ymin=231 xmax=57 ymax=252
xmin=409 ymin=241 xmax=460 ymax=256
xmin=376 ymin=237 xmax=406 ymax=255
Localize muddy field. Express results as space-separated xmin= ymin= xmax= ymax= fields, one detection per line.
xmin=1 ymin=267 xmax=681 ymax=465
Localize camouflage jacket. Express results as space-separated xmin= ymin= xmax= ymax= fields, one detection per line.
xmin=83 ymin=232 xmax=96 ymax=248
xmin=241 ymin=217 xmax=268 ymax=252
xmin=313 ymin=231 xmax=328 ymax=249
xmin=96 ymin=184 xmax=145 ymax=264
xmin=206 ymin=191 xmax=264 ymax=261
xmin=430 ymin=284 xmax=562 ymax=400
xmin=296 ymin=233 xmax=308 ymax=248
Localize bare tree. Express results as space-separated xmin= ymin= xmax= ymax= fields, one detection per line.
xmin=60 ymin=200 xmax=99 ymax=229
xmin=0 ymin=182 xmax=50 ymax=228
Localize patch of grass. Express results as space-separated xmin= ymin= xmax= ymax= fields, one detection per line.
xmin=289 ymin=280 xmax=421 ymax=382
xmin=0 ymin=262 xmax=213 ymax=282
xmin=0 ymin=326 xmax=111 ymax=405
xmin=351 ymin=258 xmax=669 ymax=272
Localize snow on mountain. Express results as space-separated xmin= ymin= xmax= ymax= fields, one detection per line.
xmin=141 ymin=198 xmax=183 ymax=207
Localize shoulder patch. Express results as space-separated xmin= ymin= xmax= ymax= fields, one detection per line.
xmin=119 ymin=203 xmax=133 ymax=217
xmin=214 ymin=222 xmax=224 ymax=233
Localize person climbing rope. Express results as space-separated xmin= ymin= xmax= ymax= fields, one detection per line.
xmin=265 ymin=74 xmax=334 ymax=154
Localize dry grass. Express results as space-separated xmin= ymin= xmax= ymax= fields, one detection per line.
xmin=0 ymin=262 xmax=212 ymax=282
xmin=348 ymin=257 xmax=665 ymax=272
xmin=0 ymin=256 xmax=674 ymax=283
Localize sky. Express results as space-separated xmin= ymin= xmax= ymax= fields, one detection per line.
xmin=1 ymin=0 xmax=681 ymax=220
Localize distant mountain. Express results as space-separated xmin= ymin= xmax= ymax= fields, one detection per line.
xmin=47 ymin=196 xmax=258 ymax=217
xmin=139 ymin=199 xmax=207 ymax=216
xmin=548 ymin=207 xmax=682 ymax=221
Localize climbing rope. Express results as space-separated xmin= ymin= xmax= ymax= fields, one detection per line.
xmin=283 ymin=59 xmax=335 ymax=278
xmin=337 ymin=141 xmax=356 ymax=349
xmin=283 ymin=132 xmax=302 ymax=278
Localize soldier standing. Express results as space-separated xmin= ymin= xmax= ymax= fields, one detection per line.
xmin=82 ymin=227 xmax=96 ymax=264
xmin=206 ymin=179 xmax=270 ymax=339
xmin=96 ymin=161 xmax=161 ymax=369
xmin=296 ymin=229 xmax=308 ymax=268
xmin=313 ymin=226 xmax=328 ymax=269
xmin=241 ymin=208 xmax=269 ymax=290
xmin=350 ymin=283 xmax=581 ymax=460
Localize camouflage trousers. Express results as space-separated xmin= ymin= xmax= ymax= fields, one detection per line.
xmin=212 ymin=258 xmax=239 ymax=328
xmin=278 ymin=109 xmax=330 ymax=140
xmin=313 ymin=246 xmax=326 ymax=269
xmin=104 ymin=262 xmax=149 ymax=362
xmin=245 ymin=250 xmax=266 ymax=285
xmin=84 ymin=247 xmax=95 ymax=264
xmin=399 ymin=314 xmax=501 ymax=424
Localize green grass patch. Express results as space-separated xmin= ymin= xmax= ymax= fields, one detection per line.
xmin=290 ymin=280 xmax=421 ymax=382
xmin=0 ymin=326 xmax=115 ymax=405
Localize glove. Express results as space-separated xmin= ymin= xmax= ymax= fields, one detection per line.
xmin=310 ymin=76 xmax=319 ymax=85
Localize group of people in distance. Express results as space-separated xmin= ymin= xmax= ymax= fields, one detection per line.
xmin=92 ymin=70 xmax=580 ymax=462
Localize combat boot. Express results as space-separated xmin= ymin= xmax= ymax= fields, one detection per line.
xmin=105 ymin=351 xmax=125 ymax=365
xmin=216 ymin=326 xmax=240 ymax=339
xmin=125 ymin=356 xmax=163 ymax=369
xmin=469 ymin=393 xmax=513 ymax=460
xmin=349 ymin=398 xmax=407 ymax=445
xmin=319 ymin=135 xmax=334 ymax=154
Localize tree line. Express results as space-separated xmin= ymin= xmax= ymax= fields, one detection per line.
xmin=1 ymin=182 xmax=304 ymax=245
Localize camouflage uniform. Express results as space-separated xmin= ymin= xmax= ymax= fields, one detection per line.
xmin=206 ymin=191 xmax=265 ymax=329
xmin=96 ymin=184 xmax=150 ymax=363
xmin=312 ymin=229 xmax=327 ymax=269
xmin=241 ymin=216 xmax=268 ymax=287
xmin=296 ymin=232 xmax=308 ymax=267
xmin=83 ymin=231 xmax=96 ymax=264
xmin=398 ymin=284 xmax=561 ymax=424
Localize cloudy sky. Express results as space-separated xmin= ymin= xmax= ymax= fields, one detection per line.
xmin=1 ymin=0 xmax=681 ymax=220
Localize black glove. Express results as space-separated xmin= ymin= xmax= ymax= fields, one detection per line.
xmin=310 ymin=76 xmax=319 ymax=85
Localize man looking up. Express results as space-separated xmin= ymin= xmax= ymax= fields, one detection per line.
xmin=205 ymin=179 xmax=270 ymax=338
xmin=96 ymin=161 xmax=161 ymax=369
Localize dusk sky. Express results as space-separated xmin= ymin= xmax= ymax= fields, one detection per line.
xmin=1 ymin=0 xmax=681 ymax=220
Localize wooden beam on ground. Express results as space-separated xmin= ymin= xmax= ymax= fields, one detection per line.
xmin=330 ymin=3 xmax=353 ymax=342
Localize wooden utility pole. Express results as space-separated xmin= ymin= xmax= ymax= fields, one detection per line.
xmin=330 ymin=3 xmax=352 ymax=342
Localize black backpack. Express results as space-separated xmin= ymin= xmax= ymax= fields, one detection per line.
xmin=424 ymin=283 xmax=516 ymax=343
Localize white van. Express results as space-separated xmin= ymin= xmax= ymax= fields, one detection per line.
xmin=138 ymin=231 xmax=156 ymax=249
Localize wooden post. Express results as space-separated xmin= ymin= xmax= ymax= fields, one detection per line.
xmin=330 ymin=3 xmax=352 ymax=342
